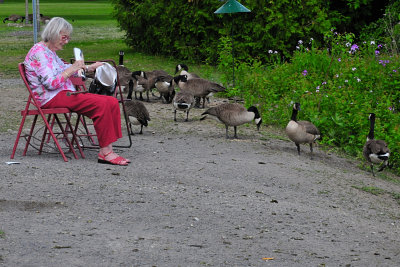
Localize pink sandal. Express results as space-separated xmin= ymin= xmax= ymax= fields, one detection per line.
xmin=98 ymin=151 xmax=128 ymax=166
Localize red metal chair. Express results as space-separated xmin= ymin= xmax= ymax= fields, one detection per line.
xmin=10 ymin=63 xmax=85 ymax=162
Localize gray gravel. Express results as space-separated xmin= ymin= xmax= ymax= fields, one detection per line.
xmin=1 ymin=78 xmax=399 ymax=266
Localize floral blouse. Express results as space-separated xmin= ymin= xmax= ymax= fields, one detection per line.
xmin=24 ymin=42 xmax=76 ymax=106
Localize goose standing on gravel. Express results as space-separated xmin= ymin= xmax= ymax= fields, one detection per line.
xmin=363 ymin=113 xmax=390 ymax=176
xmin=200 ymin=103 xmax=262 ymax=139
xmin=174 ymin=75 xmax=225 ymax=108
xmin=129 ymin=71 xmax=149 ymax=101
xmin=155 ymin=74 xmax=175 ymax=103
xmin=175 ymin=64 xmax=208 ymax=105
xmin=146 ymin=69 xmax=170 ymax=99
xmin=173 ymin=90 xmax=195 ymax=122
xmin=285 ymin=102 xmax=321 ymax=159
xmin=125 ymin=99 xmax=150 ymax=134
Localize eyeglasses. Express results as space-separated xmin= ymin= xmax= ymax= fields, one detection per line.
xmin=60 ymin=34 xmax=70 ymax=42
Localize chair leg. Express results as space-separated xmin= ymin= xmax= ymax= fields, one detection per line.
xmin=24 ymin=114 xmax=38 ymax=156
xmin=42 ymin=114 xmax=69 ymax=162
xmin=63 ymin=113 xmax=85 ymax=159
xmin=11 ymin=113 xmax=28 ymax=159
xmin=54 ymin=114 xmax=79 ymax=160
xmin=39 ymin=114 xmax=51 ymax=155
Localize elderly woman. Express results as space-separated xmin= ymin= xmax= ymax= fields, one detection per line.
xmin=24 ymin=17 xmax=130 ymax=166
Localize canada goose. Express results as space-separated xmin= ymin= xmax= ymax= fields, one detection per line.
xmin=130 ymin=69 xmax=168 ymax=101
xmin=363 ymin=113 xmax=390 ymax=176
xmin=175 ymin=63 xmax=201 ymax=80
xmin=128 ymin=71 xmax=147 ymax=100
xmin=285 ymin=102 xmax=321 ymax=159
xmin=146 ymin=69 xmax=170 ymax=99
xmin=173 ymin=75 xmax=225 ymax=108
xmin=175 ymin=63 xmax=210 ymax=105
xmin=115 ymin=51 xmax=133 ymax=93
xmin=155 ymin=74 xmax=175 ymax=103
xmin=125 ymin=99 xmax=150 ymax=134
xmin=39 ymin=14 xmax=51 ymax=24
xmin=200 ymin=103 xmax=262 ymax=139
xmin=3 ymin=14 xmax=24 ymax=23
xmin=173 ymin=90 xmax=195 ymax=122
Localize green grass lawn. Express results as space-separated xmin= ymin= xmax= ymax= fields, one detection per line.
xmin=0 ymin=0 xmax=213 ymax=78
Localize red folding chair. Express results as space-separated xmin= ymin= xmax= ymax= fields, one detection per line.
xmin=10 ymin=63 xmax=85 ymax=162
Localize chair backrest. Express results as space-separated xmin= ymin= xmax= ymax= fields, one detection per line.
xmin=18 ymin=62 xmax=41 ymax=110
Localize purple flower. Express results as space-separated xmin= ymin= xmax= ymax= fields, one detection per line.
xmin=338 ymin=58 xmax=341 ymax=62
xmin=302 ymin=70 xmax=308 ymax=76
xmin=351 ymin=44 xmax=359 ymax=52
xmin=375 ymin=50 xmax=380 ymax=55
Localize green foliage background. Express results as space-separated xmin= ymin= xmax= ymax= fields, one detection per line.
xmin=111 ymin=0 xmax=391 ymax=64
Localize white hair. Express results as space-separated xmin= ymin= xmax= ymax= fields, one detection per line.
xmin=41 ymin=17 xmax=72 ymax=42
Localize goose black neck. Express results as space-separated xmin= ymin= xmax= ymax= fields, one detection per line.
xmin=368 ymin=115 xmax=375 ymax=140
xmin=291 ymin=108 xmax=298 ymax=122
xmin=119 ymin=51 xmax=124 ymax=66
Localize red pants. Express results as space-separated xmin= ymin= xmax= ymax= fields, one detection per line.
xmin=43 ymin=91 xmax=122 ymax=147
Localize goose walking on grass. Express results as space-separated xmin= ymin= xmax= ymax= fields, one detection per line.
xmin=3 ymin=14 xmax=24 ymax=23
xmin=200 ymin=103 xmax=262 ymax=139
xmin=363 ymin=113 xmax=390 ymax=176
xmin=173 ymin=90 xmax=195 ymax=122
xmin=285 ymin=102 xmax=320 ymax=159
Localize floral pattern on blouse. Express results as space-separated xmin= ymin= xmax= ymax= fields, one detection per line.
xmin=24 ymin=42 xmax=76 ymax=106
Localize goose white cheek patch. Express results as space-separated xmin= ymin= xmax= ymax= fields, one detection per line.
xmin=255 ymin=118 xmax=262 ymax=125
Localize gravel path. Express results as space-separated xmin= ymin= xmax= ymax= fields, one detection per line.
xmin=0 ymin=78 xmax=399 ymax=266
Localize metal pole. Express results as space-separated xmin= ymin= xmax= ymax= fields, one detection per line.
xmin=231 ymin=15 xmax=235 ymax=88
xmin=32 ymin=0 xmax=38 ymax=43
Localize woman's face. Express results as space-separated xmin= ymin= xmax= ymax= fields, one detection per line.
xmin=49 ymin=31 xmax=70 ymax=51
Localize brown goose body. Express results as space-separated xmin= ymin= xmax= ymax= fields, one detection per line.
xmin=155 ymin=74 xmax=175 ymax=103
xmin=174 ymin=75 xmax=225 ymax=108
xmin=125 ymin=100 xmax=150 ymax=134
xmin=285 ymin=103 xmax=320 ymax=158
xmin=201 ymin=103 xmax=262 ymax=139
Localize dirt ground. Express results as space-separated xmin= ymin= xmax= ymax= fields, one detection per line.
xmin=0 ymin=78 xmax=399 ymax=267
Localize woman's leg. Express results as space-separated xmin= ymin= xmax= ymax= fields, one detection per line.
xmin=43 ymin=91 xmax=129 ymax=163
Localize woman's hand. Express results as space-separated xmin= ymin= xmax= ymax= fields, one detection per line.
xmin=87 ymin=62 xmax=103 ymax=72
xmin=62 ymin=59 xmax=85 ymax=79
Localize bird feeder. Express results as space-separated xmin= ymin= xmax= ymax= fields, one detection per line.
xmin=215 ymin=0 xmax=251 ymax=88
